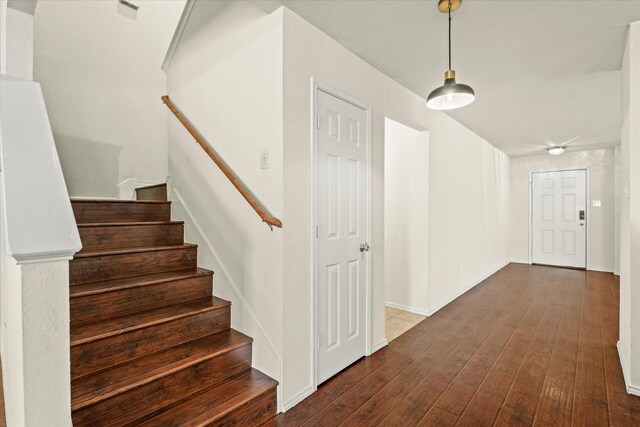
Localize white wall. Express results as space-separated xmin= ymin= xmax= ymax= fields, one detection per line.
xmin=615 ymin=144 xmax=622 ymax=274
xmin=509 ymin=149 xmax=616 ymax=272
xmin=619 ymin=21 xmax=640 ymax=395
xmin=427 ymin=119 xmax=510 ymax=314
xmin=384 ymin=117 xmax=429 ymax=314
xmin=4 ymin=6 xmax=32 ymax=79
xmin=282 ymin=7 xmax=510 ymax=408
xmin=33 ymin=0 xmax=185 ymax=198
xmin=165 ymin=0 xmax=284 ymax=403
xmin=0 ymin=0 xmax=6 ymax=74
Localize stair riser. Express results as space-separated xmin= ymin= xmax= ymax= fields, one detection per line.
xmin=71 ymin=275 xmax=213 ymax=327
xmin=72 ymin=202 xmax=171 ymax=224
xmin=78 ymin=223 xmax=184 ymax=252
xmin=136 ymin=184 xmax=168 ymax=201
xmin=70 ymin=247 xmax=197 ymax=285
xmin=72 ymin=344 xmax=252 ymax=427
xmin=210 ymin=388 xmax=277 ymax=427
xmin=72 ymin=306 xmax=231 ymax=379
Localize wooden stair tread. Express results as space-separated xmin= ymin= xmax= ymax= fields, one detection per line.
xmin=76 ymin=221 xmax=184 ymax=227
xmin=70 ymin=268 xmax=212 ymax=298
xmin=68 ymin=197 xmax=277 ymax=425
xmin=71 ymin=199 xmax=171 ymax=205
xmin=71 ymin=297 xmax=230 ymax=346
xmin=138 ymin=369 xmax=278 ymax=426
xmin=74 ymin=243 xmax=197 ymax=258
xmin=71 ymin=329 xmax=252 ymax=410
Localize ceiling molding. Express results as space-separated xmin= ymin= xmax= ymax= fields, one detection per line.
xmin=161 ymin=0 xmax=196 ymax=72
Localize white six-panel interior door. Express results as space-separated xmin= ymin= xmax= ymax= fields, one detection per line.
xmin=531 ymin=169 xmax=587 ymax=268
xmin=315 ymin=88 xmax=368 ymax=385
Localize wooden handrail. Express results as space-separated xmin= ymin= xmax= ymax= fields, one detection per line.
xmin=162 ymin=95 xmax=282 ymax=229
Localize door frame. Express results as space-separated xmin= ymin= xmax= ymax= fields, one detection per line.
xmin=310 ymin=79 xmax=372 ymax=391
xmin=528 ymin=167 xmax=590 ymax=267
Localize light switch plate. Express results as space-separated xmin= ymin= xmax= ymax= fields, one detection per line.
xmin=625 ymin=181 xmax=630 ymax=199
xmin=260 ymin=151 xmax=269 ymax=169
xmin=592 ymin=200 xmax=601 ymax=207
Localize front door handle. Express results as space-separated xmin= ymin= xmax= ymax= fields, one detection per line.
xmin=360 ymin=243 xmax=370 ymax=252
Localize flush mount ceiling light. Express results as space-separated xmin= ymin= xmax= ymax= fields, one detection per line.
xmin=546 ymin=146 xmax=566 ymax=156
xmin=427 ymin=0 xmax=476 ymax=110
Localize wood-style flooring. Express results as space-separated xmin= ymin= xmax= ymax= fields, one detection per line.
xmin=268 ymin=263 xmax=640 ymax=426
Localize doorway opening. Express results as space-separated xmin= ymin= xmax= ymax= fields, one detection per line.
xmin=383 ymin=117 xmax=429 ymax=342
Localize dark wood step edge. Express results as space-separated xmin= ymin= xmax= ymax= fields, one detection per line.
xmin=136 ymin=370 xmax=278 ymax=427
xmin=73 ymin=243 xmax=197 ymax=259
xmin=70 ymin=299 xmax=230 ymax=347
xmin=77 ymin=221 xmax=184 ymax=228
xmin=72 ymin=334 xmax=252 ymax=411
xmin=70 ymin=269 xmax=213 ymax=298
xmin=208 ymin=376 xmax=278 ymax=422
xmin=71 ymin=199 xmax=171 ymax=205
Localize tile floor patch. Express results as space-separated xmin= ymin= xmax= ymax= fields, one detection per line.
xmin=385 ymin=306 xmax=426 ymax=342
xmin=385 ymin=307 xmax=402 ymax=319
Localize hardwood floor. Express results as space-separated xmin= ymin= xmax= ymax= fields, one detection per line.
xmin=269 ymin=263 xmax=640 ymax=426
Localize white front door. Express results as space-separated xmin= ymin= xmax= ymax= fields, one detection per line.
xmin=531 ymin=169 xmax=587 ymax=268
xmin=315 ymin=89 xmax=368 ymax=385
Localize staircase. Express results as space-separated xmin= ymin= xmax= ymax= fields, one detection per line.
xmin=69 ymin=199 xmax=278 ymax=426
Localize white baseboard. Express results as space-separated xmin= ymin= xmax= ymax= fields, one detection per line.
xmin=617 ymin=341 xmax=640 ymax=397
xmin=385 ymin=302 xmax=429 ymax=316
xmin=586 ymin=266 xmax=614 ymax=273
xmin=116 ymin=178 xmax=139 ymax=200
xmin=614 ymin=271 xmax=620 ymax=276
xmin=282 ymin=384 xmax=315 ymax=412
xmin=510 ymin=259 xmax=614 ymax=274
xmin=427 ymin=261 xmax=510 ymax=317
xmin=370 ymin=339 xmax=388 ymax=354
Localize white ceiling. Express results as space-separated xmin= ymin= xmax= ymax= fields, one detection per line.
xmin=256 ymin=0 xmax=640 ymax=156
xmin=7 ymin=0 xmax=38 ymax=15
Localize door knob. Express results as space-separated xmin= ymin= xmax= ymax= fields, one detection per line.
xmin=359 ymin=243 xmax=370 ymax=252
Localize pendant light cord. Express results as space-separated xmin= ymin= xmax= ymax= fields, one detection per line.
xmin=448 ymin=0 xmax=452 ymax=71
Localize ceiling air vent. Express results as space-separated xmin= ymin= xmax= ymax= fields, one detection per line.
xmin=118 ymin=0 xmax=139 ymax=11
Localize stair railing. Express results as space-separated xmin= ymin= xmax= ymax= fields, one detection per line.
xmin=162 ymin=95 xmax=282 ymax=230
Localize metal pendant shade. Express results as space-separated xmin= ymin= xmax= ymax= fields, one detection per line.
xmin=427 ymin=0 xmax=475 ymax=110
xmin=426 ymin=74 xmax=475 ymax=110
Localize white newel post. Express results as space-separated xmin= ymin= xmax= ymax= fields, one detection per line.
xmin=1 ymin=258 xmax=72 ymax=426
xmin=0 ymin=75 xmax=81 ymax=424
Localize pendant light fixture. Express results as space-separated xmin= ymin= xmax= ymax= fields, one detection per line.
xmin=427 ymin=0 xmax=475 ymax=110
